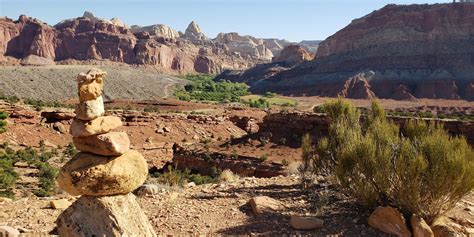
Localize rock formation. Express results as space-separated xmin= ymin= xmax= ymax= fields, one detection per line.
xmin=215 ymin=32 xmax=274 ymax=60
xmin=271 ymin=44 xmax=314 ymax=66
xmin=56 ymin=69 xmax=156 ymax=236
xmin=0 ymin=14 xmax=254 ymax=74
xmin=218 ymin=3 xmax=474 ymax=101
xmin=183 ymin=21 xmax=208 ymax=42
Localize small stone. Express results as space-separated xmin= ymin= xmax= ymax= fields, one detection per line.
xmin=75 ymin=96 xmax=105 ymax=120
xmin=73 ymin=132 xmax=130 ymax=156
xmin=57 ymin=150 xmax=148 ymax=196
xmin=77 ymin=68 xmax=106 ymax=102
xmin=163 ymin=126 xmax=171 ymax=133
xmin=290 ymin=216 xmax=324 ymax=230
xmin=0 ymin=226 xmax=20 ymax=237
xmin=134 ymin=184 xmax=162 ymax=197
xmin=192 ymin=134 xmax=200 ymax=140
xmin=249 ymin=196 xmax=285 ymax=215
xmin=368 ymin=206 xmax=411 ymax=237
xmin=70 ymin=116 xmax=122 ymax=137
xmin=187 ymin=182 xmax=196 ymax=188
xmin=53 ymin=122 xmax=67 ymax=134
xmin=411 ymin=214 xmax=433 ymax=237
xmin=50 ymin=199 xmax=72 ymax=209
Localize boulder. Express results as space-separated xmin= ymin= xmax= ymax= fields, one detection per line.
xmin=70 ymin=116 xmax=122 ymax=137
xmin=0 ymin=226 xmax=20 ymax=237
xmin=411 ymin=215 xmax=433 ymax=237
xmin=56 ymin=193 xmax=156 ymax=237
xmin=73 ymin=132 xmax=130 ymax=156
xmin=249 ymin=196 xmax=284 ymax=215
xmin=57 ymin=150 xmax=148 ymax=196
xmin=431 ymin=217 xmax=461 ymax=237
xmin=41 ymin=111 xmax=75 ymax=122
xmin=75 ymin=96 xmax=105 ymax=120
xmin=53 ymin=122 xmax=67 ymax=134
xmin=368 ymin=206 xmax=411 ymax=237
xmin=290 ymin=216 xmax=324 ymax=230
xmin=76 ymin=68 xmax=106 ymax=102
xmin=50 ymin=199 xmax=72 ymax=209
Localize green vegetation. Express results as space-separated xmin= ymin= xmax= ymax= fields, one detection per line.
xmin=241 ymin=94 xmax=297 ymax=107
xmin=299 ymin=134 xmax=315 ymax=189
xmin=175 ymin=74 xmax=250 ymax=102
xmin=0 ymin=141 xmax=61 ymax=198
xmin=154 ymin=166 xmax=220 ymax=187
xmin=312 ymin=98 xmax=474 ymax=223
xmin=0 ymin=111 xmax=7 ymax=134
xmin=0 ymin=94 xmax=73 ymax=111
xmin=249 ymin=98 xmax=270 ymax=109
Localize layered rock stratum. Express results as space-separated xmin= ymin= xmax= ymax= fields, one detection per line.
xmin=0 ymin=12 xmax=319 ymax=74
xmin=218 ymin=3 xmax=474 ymax=101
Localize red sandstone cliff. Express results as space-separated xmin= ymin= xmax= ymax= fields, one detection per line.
xmin=218 ymin=3 xmax=474 ymax=101
xmin=0 ymin=15 xmax=254 ymax=74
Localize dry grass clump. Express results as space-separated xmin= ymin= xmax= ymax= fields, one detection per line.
xmin=218 ymin=169 xmax=239 ymax=183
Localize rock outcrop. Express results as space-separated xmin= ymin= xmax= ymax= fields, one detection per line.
xmin=56 ymin=69 xmax=156 ymax=236
xmin=272 ymin=44 xmax=314 ymax=66
xmin=0 ymin=14 xmax=254 ymax=74
xmin=218 ymin=3 xmax=474 ymax=101
xmin=183 ymin=21 xmax=208 ymax=42
xmin=215 ymin=32 xmax=274 ymax=60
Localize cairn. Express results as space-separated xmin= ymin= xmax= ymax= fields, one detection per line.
xmin=56 ymin=69 xmax=156 ymax=237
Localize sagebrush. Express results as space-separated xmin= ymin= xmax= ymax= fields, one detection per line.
xmin=315 ymin=99 xmax=474 ymax=223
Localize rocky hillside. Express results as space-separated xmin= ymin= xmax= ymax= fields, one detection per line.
xmin=219 ymin=3 xmax=474 ymax=101
xmin=0 ymin=12 xmax=320 ymax=74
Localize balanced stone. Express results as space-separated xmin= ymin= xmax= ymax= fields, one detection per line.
xmin=75 ymin=96 xmax=105 ymax=120
xmin=56 ymin=193 xmax=156 ymax=237
xmin=73 ymin=132 xmax=130 ymax=156
xmin=57 ymin=150 xmax=148 ymax=196
xmin=70 ymin=116 xmax=123 ymax=137
xmin=77 ymin=68 xmax=106 ymax=102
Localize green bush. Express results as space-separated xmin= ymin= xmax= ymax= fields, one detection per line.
xmin=300 ymin=134 xmax=316 ymax=188
xmin=0 ymin=111 xmax=7 ymax=133
xmin=315 ymin=98 xmax=474 ymax=223
xmin=155 ymin=166 xmax=217 ymax=187
xmin=264 ymin=92 xmax=277 ymax=98
xmin=34 ymin=162 xmax=58 ymax=197
xmin=249 ymin=98 xmax=270 ymax=108
xmin=0 ymin=152 xmax=18 ymax=198
xmin=175 ymin=74 xmax=250 ymax=102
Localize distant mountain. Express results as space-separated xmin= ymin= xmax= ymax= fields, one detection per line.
xmin=0 ymin=11 xmax=320 ymax=74
xmin=217 ymin=3 xmax=474 ymax=101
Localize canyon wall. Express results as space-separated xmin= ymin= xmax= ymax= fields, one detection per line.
xmin=219 ymin=3 xmax=474 ymax=101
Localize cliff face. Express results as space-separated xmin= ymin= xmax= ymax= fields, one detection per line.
xmin=219 ymin=3 xmax=474 ymax=101
xmin=0 ymin=15 xmax=254 ymax=74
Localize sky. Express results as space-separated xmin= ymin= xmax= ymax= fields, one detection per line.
xmin=1 ymin=0 xmax=445 ymax=42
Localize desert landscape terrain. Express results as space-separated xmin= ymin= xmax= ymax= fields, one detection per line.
xmin=0 ymin=1 xmax=473 ymax=236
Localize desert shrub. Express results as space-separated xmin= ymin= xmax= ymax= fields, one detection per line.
xmin=249 ymin=98 xmax=270 ymax=109
xmin=299 ymin=134 xmax=316 ymax=188
xmin=0 ymin=152 xmax=18 ymax=198
xmin=0 ymin=111 xmax=7 ymax=133
xmin=314 ymin=98 xmax=474 ymax=223
xmin=259 ymin=154 xmax=269 ymax=161
xmin=218 ymin=169 xmax=239 ymax=182
xmin=155 ymin=166 xmax=217 ymax=187
xmin=63 ymin=143 xmax=78 ymax=158
xmin=34 ymin=162 xmax=58 ymax=197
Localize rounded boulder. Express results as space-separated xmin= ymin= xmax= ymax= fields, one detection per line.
xmin=57 ymin=150 xmax=148 ymax=196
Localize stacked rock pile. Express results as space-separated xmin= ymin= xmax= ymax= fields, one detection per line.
xmin=56 ymin=69 xmax=156 ymax=236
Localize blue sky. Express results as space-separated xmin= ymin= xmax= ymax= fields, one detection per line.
xmin=1 ymin=0 xmax=445 ymax=42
